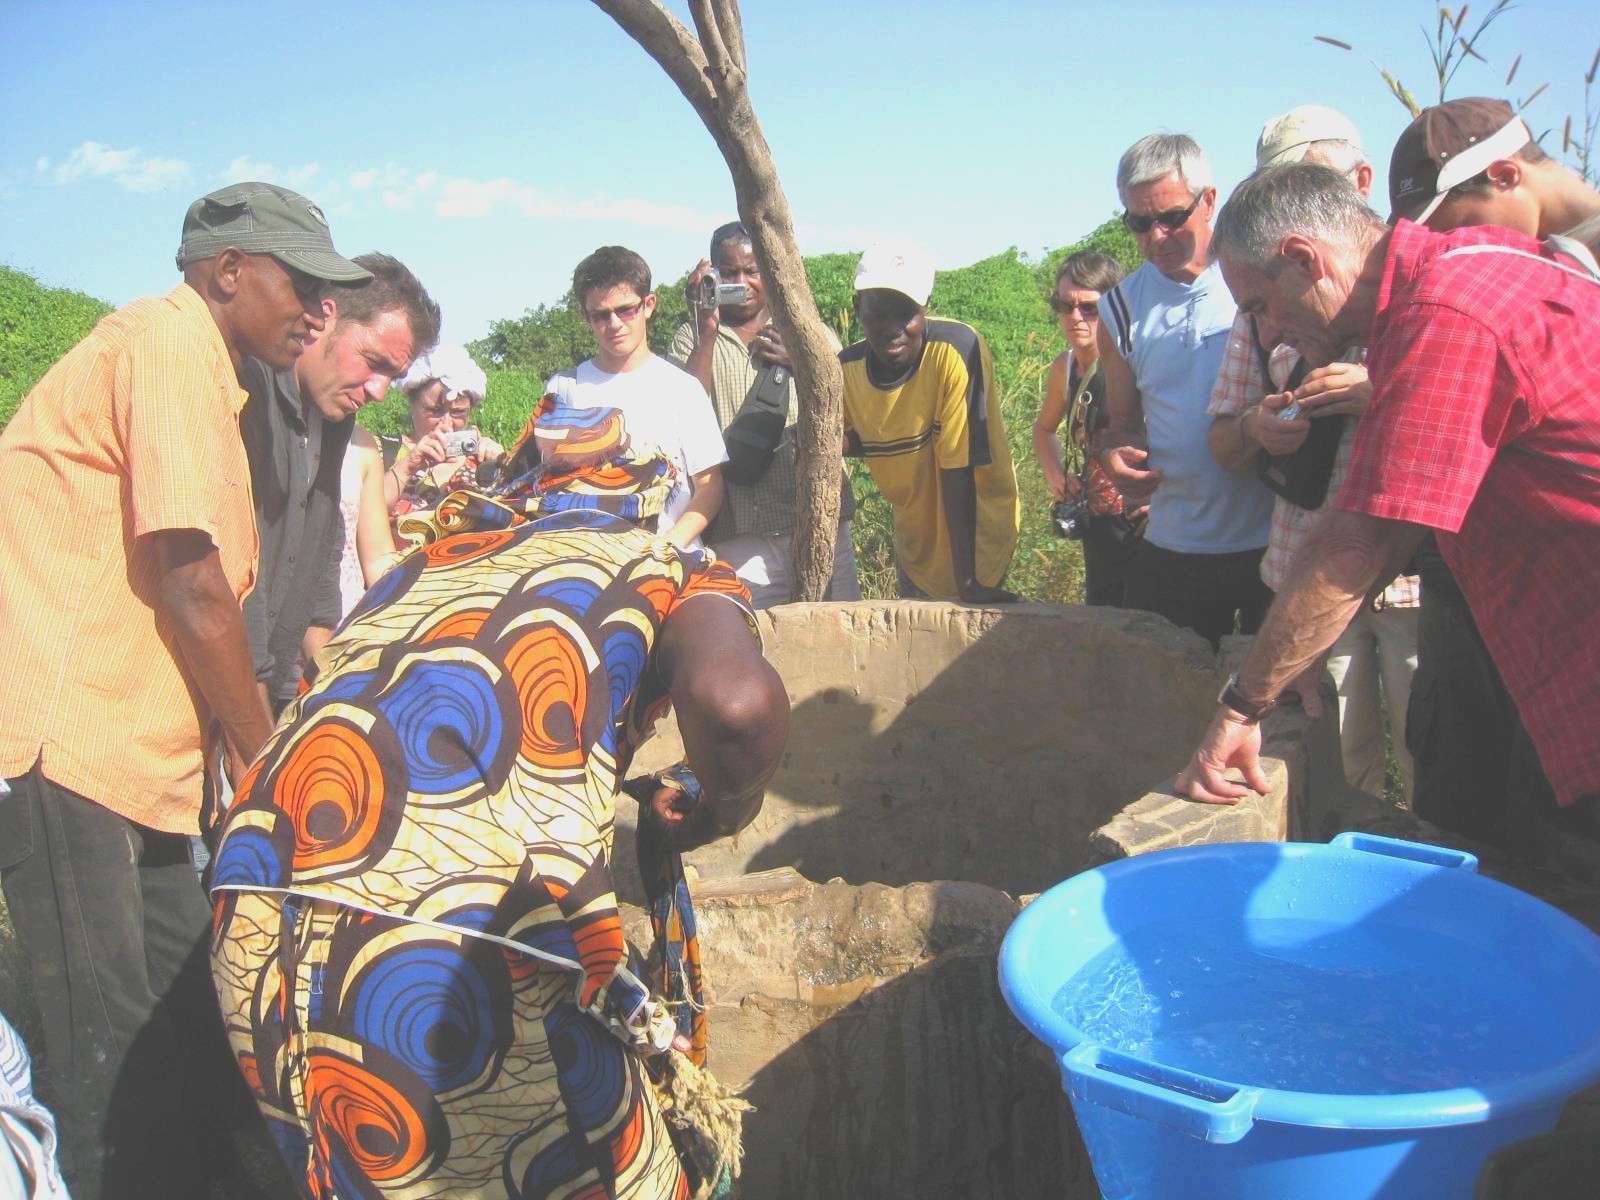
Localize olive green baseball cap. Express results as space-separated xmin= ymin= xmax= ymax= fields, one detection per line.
xmin=175 ymin=181 xmax=372 ymax=282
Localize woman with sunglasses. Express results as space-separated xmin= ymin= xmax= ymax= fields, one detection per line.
xmin=1032 ymin=250 xmax=1143 ymax=605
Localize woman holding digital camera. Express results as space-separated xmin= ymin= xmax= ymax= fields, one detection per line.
xmin=1032 ymin=250 xmax=1143 ymax=606
xmin=384 ymin=345 xmax=505 ymax=518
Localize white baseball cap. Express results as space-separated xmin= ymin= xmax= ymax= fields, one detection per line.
xmin=853 ymin=240 xmax=935 ymax=307
xmin=1256 ymin=105 xmax=1364 ymax=169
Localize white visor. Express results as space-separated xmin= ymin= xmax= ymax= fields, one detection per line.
xmin=1413 ymin=117 xmax=1533 ymax=225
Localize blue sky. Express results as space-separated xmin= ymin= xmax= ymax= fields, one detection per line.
xmin=3 ymin=1 xmax=1596 ymax=344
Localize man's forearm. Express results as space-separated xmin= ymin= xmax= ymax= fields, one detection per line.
xmin=1235 ymin=510 xmax=1426 ymax=705
xmin=1209 ymin=407 xmax=1261 ymax=472
xmin=302 ymin=623 xmax=333 ymax=664
xmin=659 ymin=598 xmax=790 ymax=849
xmin=666 ymin=467 xmax=724 ymax=548
xmin=155 ymin=531 xmax=274 ymax=767
xmin=680 ymin=330 xmax=717 ymax=393
xmin=938 ymin=465 xmax=981 ymax=593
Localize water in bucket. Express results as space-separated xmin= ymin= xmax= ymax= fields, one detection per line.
xmin=1051 ymin=914 xmax=1563 ymax=1095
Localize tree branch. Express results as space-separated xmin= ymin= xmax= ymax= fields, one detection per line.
xmin=590 ymin=0 xmax=716 ymax=117
xmin=589 ymin=0 xmax=845 ymax=601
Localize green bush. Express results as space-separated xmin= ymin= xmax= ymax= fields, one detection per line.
xmin=0 ymin=265 xmax=113 ymax=426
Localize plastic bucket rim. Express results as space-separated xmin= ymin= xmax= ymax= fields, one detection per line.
xmin=999 ymin=837 xmax=1600 ymax=1132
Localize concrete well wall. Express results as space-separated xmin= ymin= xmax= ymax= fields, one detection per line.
xmin=618 ymin=600 xmax=1325 ymax=1199
xmin=630 ymin=600 xmax=1225 ymax=896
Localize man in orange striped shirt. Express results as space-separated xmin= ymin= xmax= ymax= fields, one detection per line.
xmin=0 ymin=181 xmax=369 ymax=1199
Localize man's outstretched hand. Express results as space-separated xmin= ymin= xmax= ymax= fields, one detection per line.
xmin=1174 ymin=709 xmax=1270 ymax=805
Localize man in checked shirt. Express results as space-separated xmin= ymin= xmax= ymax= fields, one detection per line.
xmin=1176 ymin=162 xmax=1600 ymax=880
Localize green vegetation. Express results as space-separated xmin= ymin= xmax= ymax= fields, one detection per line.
xmin=3 ymin=214 xmax=1144 ymax=606
xmin=1 ymin=265 xmax=113 ymax=427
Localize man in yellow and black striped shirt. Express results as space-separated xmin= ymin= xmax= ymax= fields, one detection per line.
xmin=840 ymin=240 xmax=1019 ymax=602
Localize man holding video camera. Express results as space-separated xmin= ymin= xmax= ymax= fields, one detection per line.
xmin=670 ymin=221 xmax=860 ymax=605
xmin=241 ymin=251 xmax=438 ymax=714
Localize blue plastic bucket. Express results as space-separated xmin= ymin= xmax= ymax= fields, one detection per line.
xmin=999 ymin=833 xmax=1600 ymax=1199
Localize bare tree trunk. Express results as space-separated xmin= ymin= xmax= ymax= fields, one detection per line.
xmin=590 ymin=0 xmax=843 ymax=602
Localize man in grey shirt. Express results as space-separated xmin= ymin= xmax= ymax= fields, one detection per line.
xmin=241 ymin=252 xmax=439 ymax=713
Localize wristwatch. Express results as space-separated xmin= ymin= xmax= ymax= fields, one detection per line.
xmin=1217 ymin=671 xmax=1276 ymax=722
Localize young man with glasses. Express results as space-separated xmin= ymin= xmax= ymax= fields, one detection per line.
xmin=1097 ymin=133 xmax=1274 ymax=650
xmin=546 ymin=245 xmax=727 ymax=549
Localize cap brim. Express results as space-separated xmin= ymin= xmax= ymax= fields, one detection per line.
xmin=854 ymin=277 xmax=931 ymax=307
xmin=1257 ymin=143 xmax=1313 ymax=169
xmin=273 ymin=248 xmax=373 ymax=283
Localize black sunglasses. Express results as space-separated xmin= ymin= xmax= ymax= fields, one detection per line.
xmin=1050 ymin=296 xmax=1100 ymax=318
xmin=1121 ymin=193 xmax=1204 ymax=235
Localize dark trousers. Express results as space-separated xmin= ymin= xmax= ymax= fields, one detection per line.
xmin=1125 ymin=540 xmax=1271 ymax=651
xmin=0 ymin=767 xmax=264 ymax=1199
xmin=1408 ymin=581 xmax=1557 ymax=858
xmin=1081 ymin=519 xmax=1140 ymax=608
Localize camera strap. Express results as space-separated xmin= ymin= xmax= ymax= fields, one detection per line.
xmin=1065 ymin=357 xmax=1101 ymax=484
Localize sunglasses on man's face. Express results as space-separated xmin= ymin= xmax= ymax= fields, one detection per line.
xmin=1121 ymin=193 xmax=1203 ymax=235
xmin=584 ymin=298 xmax=648 ymax=326
xmin=1050 ymin=296 xmax=1100 ymax=318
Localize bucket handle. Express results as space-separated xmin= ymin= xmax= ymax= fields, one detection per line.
xmin=1061 ymin=1043 xmax=1261 ymax=1144
xmin=1331 ymin=832 xmax=1479 ymax=873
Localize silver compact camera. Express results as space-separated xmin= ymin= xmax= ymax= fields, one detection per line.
xmin=441 ymin=430 xmax=479 ymax=458
xmin=694 ymin=268 xmax=752 ymax=309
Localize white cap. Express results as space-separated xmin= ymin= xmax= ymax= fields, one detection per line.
xmin=1256 ymin=105 xmax=1364 ymax=169
xmin=853 ymin=240 xmax=935 ymax=307
xmin=400 ymin=345 xmax=487 ymax=403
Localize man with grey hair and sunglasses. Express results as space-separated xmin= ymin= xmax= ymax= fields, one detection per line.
xmin=1098 ymin=133 xmax=1273 ymax=650
xmin=1176 ymin=162 xmax=1600 ymax=878
xmin=1205 ymin=106 xmax=1421 ymax=805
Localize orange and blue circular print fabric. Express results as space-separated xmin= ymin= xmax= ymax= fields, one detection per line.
xmin=208 ymin=512 xmax=752 ymax=1199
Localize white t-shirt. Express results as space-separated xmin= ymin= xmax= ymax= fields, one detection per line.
xmin=545 ymin=355 xmax=727 ymax=545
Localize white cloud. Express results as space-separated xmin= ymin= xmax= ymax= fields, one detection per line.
xmin=221 ymin=156 xmax=321 ymax=188
xmin=348 ymin=168 xmax=378 ymax=191
xmin=222 ymin=154 xmax=274 ymax=181
xmin=54 ymin=141 xmax=192 ymax=193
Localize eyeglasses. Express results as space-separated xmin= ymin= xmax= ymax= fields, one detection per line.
xmin=1050 ymin=296 xmax=1100 ymax=318
xmin=584 ymin=298 xmax=648 ymax=326
xmin=1121 ymin=193 xmax=1204 ymax=235
xmin=421 ymin=401 xmax=474 ymax=420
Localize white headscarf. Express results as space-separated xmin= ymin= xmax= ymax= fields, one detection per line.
xmin=399 ymin=345 xmax=488 ymax=404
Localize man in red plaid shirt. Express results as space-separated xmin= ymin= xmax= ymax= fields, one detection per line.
xmin=1177 ymin=162 xmax=1600 ymax=852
